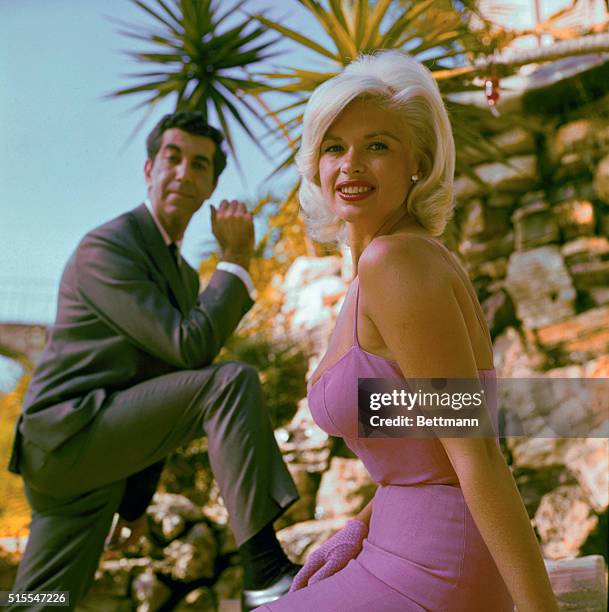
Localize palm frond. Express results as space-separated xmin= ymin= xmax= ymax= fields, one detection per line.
xmin=107 ymin=0 xmax=281 ymax=171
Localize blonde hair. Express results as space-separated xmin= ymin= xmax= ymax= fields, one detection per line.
xmin=296 ymin=50 xmax=456 ymax=243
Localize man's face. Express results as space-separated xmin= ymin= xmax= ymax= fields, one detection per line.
xmin=144 ymin=128 xmax=217 ymax=233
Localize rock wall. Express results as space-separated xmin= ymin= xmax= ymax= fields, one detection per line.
xmin=7 ymin=77 xmax=608 ymax=612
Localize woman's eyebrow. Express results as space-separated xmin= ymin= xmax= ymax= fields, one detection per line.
xmin=365 ymin=130 xmax=401 ymax=141
xmin=321 ymin=130 xmax=401 ymax=142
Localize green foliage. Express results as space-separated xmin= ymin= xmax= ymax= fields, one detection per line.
xmin=107 ymin=0 xmax=280 ymax=169
xmin=160 ymin=437 xmax=214 ymax=505
xmin=253 ymin=0 xmax=508 ymax=177
xmin=215 ymin=333 xmax=309 ymax=428
xmin=0 ymin=376 xmax=31 ymax=537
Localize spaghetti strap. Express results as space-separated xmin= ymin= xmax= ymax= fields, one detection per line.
xmin=353 ymin=277 xmax=362 ymax=348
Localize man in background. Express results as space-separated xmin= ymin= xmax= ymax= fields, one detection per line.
xmin=8 ymin=111 xmax=299 ymax=611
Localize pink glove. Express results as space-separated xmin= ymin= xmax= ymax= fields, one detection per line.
xmin=289 ymin=519 xmax=368 ymax=592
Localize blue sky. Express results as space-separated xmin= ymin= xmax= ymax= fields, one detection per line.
xmin=0 ymin=0 xmax=327 ymax=322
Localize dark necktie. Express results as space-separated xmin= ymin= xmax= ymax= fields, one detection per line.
xmin=168 ymin=242 xmax=180 ymax=269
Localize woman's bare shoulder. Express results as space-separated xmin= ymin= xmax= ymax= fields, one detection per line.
xmin=359 ymin=233 xmax=453 ymax=282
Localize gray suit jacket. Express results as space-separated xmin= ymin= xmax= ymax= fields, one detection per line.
xmin=9 ymin=204 xmax=253 ymax=491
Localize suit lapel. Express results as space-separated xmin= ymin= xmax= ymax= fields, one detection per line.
xmin=131 ymin=204 xmax=192 ymax=314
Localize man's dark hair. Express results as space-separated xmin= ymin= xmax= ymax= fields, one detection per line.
xmin=146 ymin=111 xmax=227 ymax=182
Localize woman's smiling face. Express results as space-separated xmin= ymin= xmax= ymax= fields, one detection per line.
xmin=318 ymin=98 xmax=418 ymax=230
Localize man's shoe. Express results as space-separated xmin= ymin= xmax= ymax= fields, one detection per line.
xmin=241 ymin=563 xmax=301 ymax=611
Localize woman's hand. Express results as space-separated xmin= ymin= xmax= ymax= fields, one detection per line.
xmin=289 ymin=519 xmax=368 ymax=592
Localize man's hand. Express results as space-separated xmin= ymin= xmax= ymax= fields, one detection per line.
xmin=104 ymin=513 xmax=149 ymax=555
xmin=210 ymin=200 xmax=254 ymax=270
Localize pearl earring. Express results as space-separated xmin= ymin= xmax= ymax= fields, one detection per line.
xmin=411 ymin=174 xmax=419 ymax=184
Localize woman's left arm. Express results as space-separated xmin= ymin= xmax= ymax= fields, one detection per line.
xmin=359 ymin=238 xmax=558 ymax=612
xmin=445 ymin=438 xmax=558 ymax=612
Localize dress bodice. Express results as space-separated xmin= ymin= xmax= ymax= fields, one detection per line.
xmin=307 ymin=277 xmax=498 ymax=486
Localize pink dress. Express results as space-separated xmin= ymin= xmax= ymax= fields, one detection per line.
xmin=256 ymin=279 xmax=514 ymax=611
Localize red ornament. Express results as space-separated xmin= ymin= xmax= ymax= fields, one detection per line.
xmin=485 ymin=76 xmax=500 ymax=115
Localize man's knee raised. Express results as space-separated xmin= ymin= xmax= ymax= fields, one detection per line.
xmin=217 ymin=361 xmax=260 ymax=389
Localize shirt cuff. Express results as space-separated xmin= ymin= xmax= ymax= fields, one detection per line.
xmin=217 ymin=262 xmax=256 ymax=300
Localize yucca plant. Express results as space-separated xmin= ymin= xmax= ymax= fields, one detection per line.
xmin=107 ymin=0 xmax=280 ymax=169
xmin=252 ymin=0 xmax=514 ymax=177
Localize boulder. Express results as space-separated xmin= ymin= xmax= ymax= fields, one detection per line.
xmin=454 ymin=174 xmax=484 ymax=201
xmin=202 ymin=480 xmax=229 ymax=527
xmin=460 ymin=199 xmax=484 ymax=239
xmin=277 ymin=399 xmax=331 ymax=473
xmin=508 ymin=437 xmax=574 ymax=471
xmin=476 ymin=257 xmax=507 ymax=280
xmin=283 ymin=256 xmax=342 ymax=291
xmin=553 ymin=151 xmax=589 ymax=181
xmin=493 ymin=326 xmax=545 ymax=378
xmin=148 ymin=493 xmax=206 ymax=543
xmin=160 ymin=440 xmax=213 ymax=507
xmin=148 ymin=493 xmax=204 ymax=523
xmin=551 ymin=180 xmax=597 ymax=204
xmin=277 ymin=517 xmax=348 ymax=564
xmin=315 ymin=458 xmax=375 ymax=520
xmin=551 ymin=118 xmax=609 ymax=161
xmin=487 ymin=192 xmax=516 ymax=208
xmin=491 ymin=127 xmax=536 ymax=157
xmin=460 ymin=199 xmax=511 ymax=241
xmin=283 ymin=276 xmax=346 ymax=345
xmin=564 ymin=437 xmax=609 ymax=513
xmin=553 ymin=199 xmax=595 ymax=240
xmin=590 ymin=286 xmax=609 ymax=306
xmin=536 ymin=305 xmax=609 ymax=359
xmin=458 ymin=232 xmax=514 ymax=267
xmin=594 ymin=152 xmax=609 ymax=203
xmin=475 ymin=155 xmax=538 ymax=193
xmin=505 ymin=247 xmax=576 ymax=329
xmin=512 ymin=465 xmax=574 ymax=517
xmin=162 ymin=522 xmax=217 ymax=581
xmin=560 ymin=235 xmax=609 ymax=265
xmin=512 ymin=200 xmax=560 ymax=249
xmin=88 ymin=559 xmax=143 ymax=598
xmin=523 ymin=364 xmax=608 ymax=437
xmin=173 ymin=587 xmax=216 ymax=611
xmin=131 ymin=570 xmax=171 ymax=612
xmin=213 ymin=564 xmax=243 ymax=601
xmin=569 ymin=260 xmax=609 ymax=290
xmin=534 ymin=484 xmax=599 ymax=560
xmin=481 ymin=290 xmax=516 ymax=337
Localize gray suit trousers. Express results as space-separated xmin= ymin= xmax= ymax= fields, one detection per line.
xmin=11 ymin=360 xmax=298 ymax=610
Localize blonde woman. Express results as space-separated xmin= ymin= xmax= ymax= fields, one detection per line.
xmin=254 ymin=51 xmax=558 ymax=611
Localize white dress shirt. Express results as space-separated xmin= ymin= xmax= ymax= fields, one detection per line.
xmin=144 ymin=199 xmax=256 ymax=299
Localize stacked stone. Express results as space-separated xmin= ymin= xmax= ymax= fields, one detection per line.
xmin=451 ymin=112 xmax=609 ymax=567
xmin=58 ymin=82 xmax=609 ymax=612
xmin=76 ymin=491 xmax=240 ymax=611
